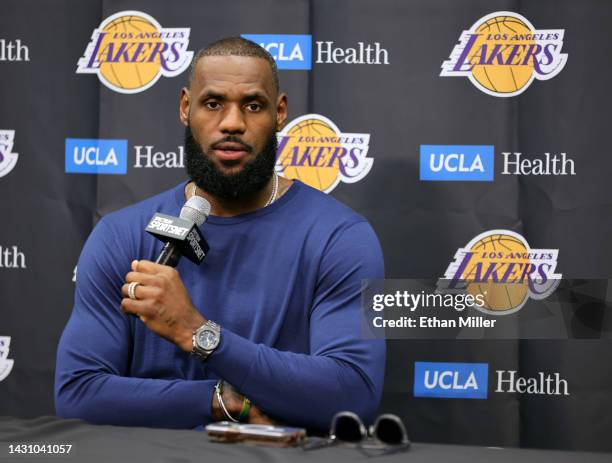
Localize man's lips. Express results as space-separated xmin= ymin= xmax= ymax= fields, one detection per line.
xmin=211 ymin=142 xmax=251 ymax=161
xmin=212 ymin=149 xmax=250 ymax=161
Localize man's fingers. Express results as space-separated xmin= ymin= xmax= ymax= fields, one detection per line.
xmin=248 ymin=411 xmax=278 ymax=426
xmin=247 ymin=404 xmax=278 ymax=425
xmin=120 ymin=283 xmax=161 ymax=300
xmin=120 ymin=297 xmax=153 ymax=318
xmin=124 ymin=272 xmax=158 ymax=286
xmin=134 ymin=259 xmax=170 ymax=275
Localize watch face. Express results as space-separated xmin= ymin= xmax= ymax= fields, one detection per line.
xmin=197 ymin=329 xmax=218 ymax=350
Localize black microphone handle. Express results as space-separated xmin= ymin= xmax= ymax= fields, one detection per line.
xmin=155 ymin=241 xmax=182 ymax=267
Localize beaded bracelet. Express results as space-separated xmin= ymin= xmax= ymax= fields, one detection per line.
xmin=238 ymin=396 xmax=251 ymax=421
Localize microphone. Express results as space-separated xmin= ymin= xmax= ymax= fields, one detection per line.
xmin=145 ymin=195 xmax=212 ymax=267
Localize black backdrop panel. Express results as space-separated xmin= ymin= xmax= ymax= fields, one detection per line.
xmin=1 ymin=0 xmax=611 ymax=453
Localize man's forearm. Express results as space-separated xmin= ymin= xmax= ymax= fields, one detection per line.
xmin=205 ymin=329 xmax=385 ymax=431
xmin=55 ymin=373 xmax=216 ymax=429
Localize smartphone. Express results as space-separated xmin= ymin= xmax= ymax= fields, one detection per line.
xmin=206 ymin=422 xmax=307 ymax=447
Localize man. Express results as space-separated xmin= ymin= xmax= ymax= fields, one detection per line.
xmin=55 ymin=37 xmax=385 ymax=431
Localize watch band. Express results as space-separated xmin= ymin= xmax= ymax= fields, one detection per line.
xmin=191 ymin=320 xmax=221 ymax=360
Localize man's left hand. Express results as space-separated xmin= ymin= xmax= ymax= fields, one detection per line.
xmin=121 ymin=260 xmax=205 ymax=353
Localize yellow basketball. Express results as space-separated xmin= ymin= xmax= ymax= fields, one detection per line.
xmin=463 ymin=233 xmax=530 ymax=312
xmin=277 ymin=118 xmax=341 ymax=192
xmin=97 ymin=15 xmax=161 ymax=91
xmin=468 ymin=15 xmax=535 ymax=94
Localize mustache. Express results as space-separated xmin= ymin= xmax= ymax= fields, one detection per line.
xmin=209 ymin=136 xmax=253 ymax=153
xmin=184 ymin=124 xmax=278 ymax=200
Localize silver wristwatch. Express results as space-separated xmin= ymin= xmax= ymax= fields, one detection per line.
xmin=191 ymin=320 xmax=221 ymax=360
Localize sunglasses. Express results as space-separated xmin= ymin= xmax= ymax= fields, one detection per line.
xmin=304 ymin=411 xmax=411 ymax=455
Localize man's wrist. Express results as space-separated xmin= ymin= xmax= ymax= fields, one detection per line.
xmin=211 ymin=387 xmax=225 ymax=421
xmin=179 ymin=311 xmax=206 ymax=353
xmin=211 ymin=381 xmax=248 ymax=422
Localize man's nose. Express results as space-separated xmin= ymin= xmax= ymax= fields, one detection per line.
xmin=219 ymin=104 xmax=246 ymax=134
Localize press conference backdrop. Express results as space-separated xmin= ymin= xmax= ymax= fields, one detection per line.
xmin=1 ymin=0 xmax=611 ymax=453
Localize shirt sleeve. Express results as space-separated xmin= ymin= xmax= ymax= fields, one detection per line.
xmin=54 ymin=219 xmax=216 ymax=429
xmin=205 ymin=220 xmax=386 ymax=431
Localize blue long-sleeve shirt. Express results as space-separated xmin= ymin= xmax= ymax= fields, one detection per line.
xmin=55 ymin=180 xmax=385 ymax=431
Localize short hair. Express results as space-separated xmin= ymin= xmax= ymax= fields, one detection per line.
xmin=188 ymin=37 xmax=279 ymax=93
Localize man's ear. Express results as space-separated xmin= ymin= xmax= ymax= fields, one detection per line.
xmin=276 ymin=93 xmax=288 ymax=131
xmin=179 ymin=87 xmax=190 ymax=127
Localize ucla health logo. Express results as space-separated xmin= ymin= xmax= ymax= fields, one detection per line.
xmin=65 ymin=139 xmax=128 ymax=174
xmin=276 ymin=114 xmax=372 ymax=193
xmin=439 ymin=230 xmax=561 ymax=315
xmin=0 ymin=39 xmax=29 ymax=62
xmin=0 ymin=336 xmax=14 ymax=382
xmin=420 ymin=145 xmax=493 ymax=181
xmin=0 ymin=130 xmax=18 ymax=178
xmin=441 ymin=12 xmax=567 ymax=97
xmin=77 ymin=11 xmax=193 ymax=93
xmin=242 ymin=34 xmax=389 ymax=68
xmin=241 ymin=34 xmax=311 ymax=70
xmin=414 ymin=362 xmax=488 ymax=399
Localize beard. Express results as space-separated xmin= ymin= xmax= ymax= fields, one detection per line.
xmin=184 ymin=124 xmax=278 ymax=200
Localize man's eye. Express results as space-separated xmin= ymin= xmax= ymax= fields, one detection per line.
xmin=205 ymin=101 xmax=221 ymax=110
xmin=246 ymin=103 xmax=261 ymax=112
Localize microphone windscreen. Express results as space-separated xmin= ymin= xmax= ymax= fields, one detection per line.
xmin=180 ymin=195 xmax=211 ymax=226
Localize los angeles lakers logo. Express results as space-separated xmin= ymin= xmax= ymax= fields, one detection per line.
xmin=0 ymin=130 xmax=18 ymax=178
xmin=438 ymin=230 xmax=561 ymax=315
xmin=440 ymin=12 xmax=567 ymax=97
xmin=275 ymin=114 xmax=372 ymax=193
xmin=77 ymin=11 xmax=193 ymax=94
xmin=0 ymin=336 xmax=14 ymax=382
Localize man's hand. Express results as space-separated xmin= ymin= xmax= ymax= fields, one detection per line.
xmin=212 ymin=381 xmax=280 ymax=425
xmin=121 ymin=260 xmax=205 ymax=352
xmin=248 ymin=403 xmax=280 ymax=425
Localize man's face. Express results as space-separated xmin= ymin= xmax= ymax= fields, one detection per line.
xmin=179 ymin=55 xmax=287 ymax=199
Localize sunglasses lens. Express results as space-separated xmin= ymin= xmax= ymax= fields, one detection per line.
xmin=374 ymin=417 xmax=405 ymax=445
xmin=334 ymin=415 xmax=365 ymax=442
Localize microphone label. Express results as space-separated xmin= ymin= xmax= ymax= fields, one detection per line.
xmin=146 ymin=212 xmax=209 ymax=265
xmin=146 ymin=214 xmax=191 ymax=239
xmin=186 ymin=229 xmax=205 ymax=260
